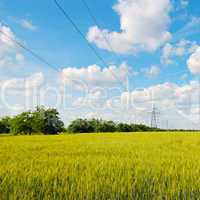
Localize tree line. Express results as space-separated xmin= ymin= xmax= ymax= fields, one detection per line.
xmin=0 ymin=106 xmax=159 ymax=135
xmin=0 ymin=106 xmax=64 ymax=135
xmin=67 ymin=118 xmax=160 ymax=133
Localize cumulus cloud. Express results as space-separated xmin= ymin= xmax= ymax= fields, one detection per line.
xmin=0 ymin=53 xmax=25 ymax=68
xmin=18 ymin=19 xmax=37 ymax=31
xmin=187 ymin=47 xmax=200 ymax=75
xmin=24 ymin=72 xmax=44 ymax=88
xmin=73 ymin=90 xmax=102 ymax=107
xmin=85 ymin=112 xmax=101 ymax=119
xmin=87 ymin=0 xmax=172 ymax=54
xmin=0 ymin=24 xmax=26 ymax=69
xmin=0 ymin=72 xmax=44 ymax=112
xmin=119 ymin=82 xmax=177 ymax=108
xmin=143 ymin=65 xmax=160 ymax=78
xmin=106 ymin=80 xmax=200 ymax=128
xmin=15 ymin=53 xmax=24 ymax=62
xmin=69 ymin=79 xmax=200 ymax=128
xmin=175 ymin=17 xmax=200 ymax=38
xmin=0 ymin=24 xmax=16 ymax=53
xmin=1 ymin=72 xmax=44 ymax=90
xmin=180 ymin=0 xmax=189 ymax=8
xmin=61 ymin=62 xmax=129 ymax=90
xmin=161 ymin=40 xmax=198 ymax=65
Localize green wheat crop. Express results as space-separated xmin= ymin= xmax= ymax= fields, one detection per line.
xmin=1 ymin=132 xmax=200 ymax=199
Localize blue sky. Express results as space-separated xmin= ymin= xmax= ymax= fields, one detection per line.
xmin=0 ymin=0 xmax=200 ymax=129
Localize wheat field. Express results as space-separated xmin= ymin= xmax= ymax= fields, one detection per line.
xmin=1 ymin=133 xmax=200 ymax=199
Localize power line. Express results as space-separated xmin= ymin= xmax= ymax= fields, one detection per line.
xmin=54 ymin=0 xmax=108 ymax=67
xmin=0 ymin=21 xmax=59 ymax=72
xmin=81 ymin=0 xmax=121 ymax=63
xmin=53 ymin=0 xmax=126 ymax=88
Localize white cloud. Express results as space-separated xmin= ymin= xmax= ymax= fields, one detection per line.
xmin=87 ymin=0 xmax=172 ymax=54
xmin=0 ymin=72 xmax=44 ymax=113
xmin=121 ymin=82 xmax=177 ymax=106
xmin=180 ymin=0 xmax=189 ymax=8
xmin=187 ymin=47 xmax=200 ymax=75
xmin=15 ymin=53 xmax=24 ymax=62
xmin=0 ymin=24 xmax=16 ymax=53
xmin=1 ymin=72 xmax=44 ymax=90
xmin=85 ymin=112 xmax=101 ymax=119
xmin=18 ymin=19 xmax=37 ymax=31
xmin=61 ymin=62 xmax=129 ymax=90
xmin=72 ymin=89 xmax=109 ymax=110
xmin=84 ymin=112 xmax=117 ymax=122
xmin=68 ymin=80 xmax=200 ymax=128
xmin=106 ymin=80 xmax=200 ymax=128
xmin=0 ymin=53 xmax=25 ymax=68
xmin=175 ymin=17 xmax=200 ymax=38
xmin=0 ymin=24 xmax=26 ymax=69
xmin=161 ymin=40 xmax=198 ymax=65
xmin=25 ymin=72 xmax=44 ymax=88
xmin=73 ymin=91 xmax=102 ymax=106
xmin=143 ymin=65 xmax=160 ymax=78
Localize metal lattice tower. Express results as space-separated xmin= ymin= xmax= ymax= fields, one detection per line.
xmin=150 ymin=105 xmax=160 ymax=128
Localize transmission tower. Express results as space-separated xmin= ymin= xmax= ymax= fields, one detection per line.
xmin=150 ymin=105 xmax=160 ymax=128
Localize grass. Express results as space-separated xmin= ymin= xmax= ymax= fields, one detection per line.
xmin=1 ymin=132 xmax=200 ymax=199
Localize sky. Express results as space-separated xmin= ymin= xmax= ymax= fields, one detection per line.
xmin=0 ymin=0 xmax=200 ymax=129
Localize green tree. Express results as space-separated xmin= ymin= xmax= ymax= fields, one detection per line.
xmin=67 ymin=119 xmax=117 ymax=133
xmin=31 ymin=106 xmax=46 ymax=133
xmin=68 ymin=119 xmax=95 ymax=133
xmin=10 ymin=112 xmax=33 ymax=135
xmin=66 ymin=118 xmax=156 ymax=133
xmin=31 ymin=106 xmax=64 ymax=135
xmin=117 ymin=123 xmax=132 ymax=132
xmin=10 ymin=107 xmax=64 ymax=135
xmin=97 ymin=120 xmax=116 ymax=133
xmin=42 ymin=108 xmax=64 ymax=135
xmin=0 ymin=117 xmax=11 ymax=134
